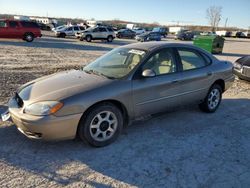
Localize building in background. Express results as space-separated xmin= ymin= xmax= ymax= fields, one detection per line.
xmin=29 ymin=17 xmax=57 ymax=26
xmin=168 ymin=26 xmax=187 ymax=34
xmin=13 ymin=15 xmax=30 ymax=21
xmin=86 ymin=20 xmax=102 ymax=28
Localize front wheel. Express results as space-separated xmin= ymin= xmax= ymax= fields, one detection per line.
xmin=78 ymin=103 xmax=123 ymax=147
xmin=86 ymin=35 xmax=92 ymax=42
xmin=199 ymin=84 xmax=222 ymax=113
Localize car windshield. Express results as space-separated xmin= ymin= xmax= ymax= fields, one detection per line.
xmin=83 ymin=48 xmax=146 ymax=79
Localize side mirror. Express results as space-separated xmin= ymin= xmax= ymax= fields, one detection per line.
xmin=142 ymin=69 xmax=156 ymax=78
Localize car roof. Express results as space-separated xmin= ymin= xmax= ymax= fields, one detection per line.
xmin=120 ymin=41 xmax=198 ymax=51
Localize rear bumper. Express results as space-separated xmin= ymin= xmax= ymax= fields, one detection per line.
xmin=9 ymin=107 xmax=82 ymax=141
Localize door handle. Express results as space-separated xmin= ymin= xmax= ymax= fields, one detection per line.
xmin=207 ymin=72 xmax=213 ymax=76
xmin=172 ymin=79 xmax=180 ymax=83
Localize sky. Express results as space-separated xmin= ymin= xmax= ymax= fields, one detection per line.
xmin=0 ymin=0 xmax=249 ymax=29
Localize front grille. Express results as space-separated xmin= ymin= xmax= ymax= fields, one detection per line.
xmin=242 ymin=66 xmax=250 ymax=77
xmin=14 ymin=93 xmax=24 ymax=108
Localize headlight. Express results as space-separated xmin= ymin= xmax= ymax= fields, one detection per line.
xmin=24 ymin=101 xmax=63 ymax=116
xmin=233 ymin=62 xmax=242 ymax=69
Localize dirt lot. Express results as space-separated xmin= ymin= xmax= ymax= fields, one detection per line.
xmin=0 ymin=34 xmax=249 ymax=187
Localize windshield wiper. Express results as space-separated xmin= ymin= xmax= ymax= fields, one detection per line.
xmin=84 ymin=69 xmax=115 ymax=79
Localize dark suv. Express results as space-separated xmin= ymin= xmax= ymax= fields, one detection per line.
xmin=0 ymin=19 xmax=42 ymax=42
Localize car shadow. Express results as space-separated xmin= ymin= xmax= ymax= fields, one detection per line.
xmin=220 ymin=53 xmax=249 ymax=57
xmin=0 ymin=38 xmax=113 ymax=51
xmin=0 ymin=98 xmax=249 ymax=186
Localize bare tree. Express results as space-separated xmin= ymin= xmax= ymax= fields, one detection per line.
xmin=206 ymin=6 xmax=222 ymax=31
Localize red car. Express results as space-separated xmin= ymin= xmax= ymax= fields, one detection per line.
xmin=0 ymin=19 xmax=42 ymax=42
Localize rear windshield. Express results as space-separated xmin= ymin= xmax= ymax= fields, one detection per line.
xmin=20 ymin=21 xmax=39 ymax=28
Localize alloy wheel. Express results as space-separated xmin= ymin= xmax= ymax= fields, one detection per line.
xmin=208 ymin=88 xmax=221 ymax=110
xmin=89 ymin=111 xmax=118 ymax=142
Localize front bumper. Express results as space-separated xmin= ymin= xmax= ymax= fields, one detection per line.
xmin=9 ymin=105 xmax=82 ymax=141
xmin=224 ymin=75 xmax=235 ymax=91
xmin=233 ymin=67 xmax=250 ymax=81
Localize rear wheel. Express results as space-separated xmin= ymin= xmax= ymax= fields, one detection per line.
xmin=199 ymin=84 xmax=222 ymax=113
xmin=78 ymin=103 xmax=123 ymax=147
xmin=24 ymin=33 xmax=34 ymax=42
xmin=107 ymin=35 xmax=113 ymax=42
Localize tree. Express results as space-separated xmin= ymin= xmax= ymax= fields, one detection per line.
xmin=206 ymin=6 xmax=222 ymax=31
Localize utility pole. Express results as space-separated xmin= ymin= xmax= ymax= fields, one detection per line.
xmin=224 ymin=18 xmax=228 ymax=28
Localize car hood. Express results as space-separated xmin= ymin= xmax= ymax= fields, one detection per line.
xmin=17 ymin=70 xmax=111 ymax=103
xmin=236 ymin=56 xmax=250 ymax=66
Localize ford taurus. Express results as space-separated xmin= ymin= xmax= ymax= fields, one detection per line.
xmin=3 ymin=42 xmax=235 ymax=147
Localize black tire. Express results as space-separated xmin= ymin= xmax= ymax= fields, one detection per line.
xmin=86 ymin=35 xmax=92 ymax=42
xmin=60 ymin=33 xmax=66 ymax=38
xmin=78 ymin=103 xmax=124 ymax=147
xmin=24 ymin=33 xmax=34 ymax=42
xmin=107 ymin=35 xmax=113 ymax=42
xmin=199 ymin=84 xmax=222 ymax=113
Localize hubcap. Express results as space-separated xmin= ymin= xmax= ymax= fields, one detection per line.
xmin=26 ymin=35 xmax=32 ymax=41
xmin=208 ymin=88 xmax=220 ymax=110
xmin=90 ymin=111 xmax=118 ymax=142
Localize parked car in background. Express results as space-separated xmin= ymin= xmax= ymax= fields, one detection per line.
xmin=225 ymin=31 xmax=232 ymax=37
xmin=152 ymin=27 xmax=168 ymax=38
xmin=3 ymin=42 xmax=234 ymax=147
xmin=116 ymin=29 xmax=136 ymax=39
xmin=37 ymin=22 xmax=52 ymax=31
xmin=55 ymin=25 xmax=86 ymax=38
xmin=136 ymin=32 xmax=161 ymax=42
xmin=0 ymin=19 xmax=42 ymax=42
xmin=52 ymin=25 xmax=66 ymax=32
xmin=233 ymin=55 xmax=250 ymax=81
xmin=79 ymin=26 xmax=115 ymax=42
xmin=133 ymin=28 xmax=145 ymax=35
xmin=176 ymin=31 xmax=195 ymax=40
xmin=200 ymin=31 xmax=217 ymax=36
xmin=235 ymin=31 xmax=249 ymax=38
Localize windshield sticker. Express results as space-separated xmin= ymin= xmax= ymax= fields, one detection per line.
xmin=128 ymin=49 xmax=145 ymax=56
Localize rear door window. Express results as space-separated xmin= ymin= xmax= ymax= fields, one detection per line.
xmin=9 ymin=21 xmax=18 ymax=28
xmin=177 ymin=49 xmax=208 ymax=71
xmin=99 ymin=28 xmax=107 ymax=32
xmin=20 ymin=21 xmax=39 ymax=28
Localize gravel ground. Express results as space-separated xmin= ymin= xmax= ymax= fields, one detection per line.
xmin=0 ymin=34 xmax=249 ymax=188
